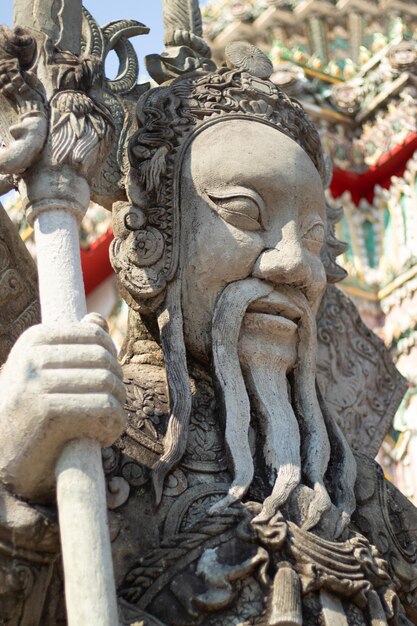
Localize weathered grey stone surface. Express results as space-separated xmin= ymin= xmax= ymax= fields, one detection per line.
xmin=13 ymin=0 xmax=82 ymax=54
xmin=0 ymin=14 xmax=125 ymax=624
xmin=0 ymin=1 xmax=416 ymax=625
xmin=316 ymin=285 xmax=407 ymax=457
xmin=0 ymin=202 xmax=40 ymax=366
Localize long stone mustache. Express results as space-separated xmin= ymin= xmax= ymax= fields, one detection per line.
xmin=290 ymin=290 xmax=332 ymax=529
xmin=209 ymin=279 xmax=352 ymax=534
xmin=291 ymin=290 xmax=356 ymax=534
xmin=210 ymin=278 xmax=275 ymax=513
xmin=211 ymin=279 xmax=330 ymax=528
xmin=242 ymin=354 xmax=302 ymax=522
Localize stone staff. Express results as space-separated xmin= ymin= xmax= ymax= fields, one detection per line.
xmin=27 ymin=186 xmax=120 ymax=626
xmin=0 ymin=1 xmax=121 ymax=624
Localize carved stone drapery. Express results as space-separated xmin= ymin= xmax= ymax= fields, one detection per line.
xmin=317 ymin=286 xmax=407 ymax=457
xmin=0 ymin=203 xmax=39 ymax=366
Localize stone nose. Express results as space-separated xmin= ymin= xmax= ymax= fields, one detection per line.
xmin=252 ymin=241 xmax=312 ymax=287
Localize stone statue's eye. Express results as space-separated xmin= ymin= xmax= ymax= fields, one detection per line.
xmin=208 ymin=194 xmax=261 ymax=231
xmin=302 ymin=223 xmax=325 ymax=249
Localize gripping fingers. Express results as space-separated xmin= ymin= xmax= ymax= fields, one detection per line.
xmin=46 ymin=393 xmax=126 ymax=447
xmin=22 ymin=321 xmax=118 ymax=358
xmin=82 ymin=312 xmax=109 ymax=333
xmin=33 ymin=344 xmax=123 ymax=380
xmin=41 ymin=369 xmax=126 ymax=406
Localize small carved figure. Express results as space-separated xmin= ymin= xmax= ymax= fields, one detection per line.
xmin=0 ymin=2 xmax=416 ymax=625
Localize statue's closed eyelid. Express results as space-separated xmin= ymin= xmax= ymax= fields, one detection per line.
xmin=205 ymin=186 xmax=264 ymax=208
xmin=204 ymin=187 xmax=265 ymax=231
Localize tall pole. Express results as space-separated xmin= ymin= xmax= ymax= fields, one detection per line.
xmin=8 ymin=1 xmax=120 ymax=623
xmin=30 ymin=204 xmax=120 ymax=625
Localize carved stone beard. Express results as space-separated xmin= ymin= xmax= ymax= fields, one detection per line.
xmin=210 ymin=278 xmax=356 ymax=537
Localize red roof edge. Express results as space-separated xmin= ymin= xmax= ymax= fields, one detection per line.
xmin=81 ymin=228 xmax=114 ymax=295
xmin=330 ymin=132 xmax=417 ymax=204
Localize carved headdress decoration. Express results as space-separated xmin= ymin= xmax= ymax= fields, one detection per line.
xmin=110 ymin=1 xmax=350 ymax=505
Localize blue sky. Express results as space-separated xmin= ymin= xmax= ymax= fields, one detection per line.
xmin=0 ymin=1 xmax=208 ymax=79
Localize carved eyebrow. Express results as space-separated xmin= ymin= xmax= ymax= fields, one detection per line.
xmin=204 ymin=186 xmax=266 ymax=220
xmin=301 ymin=217 xmax=325 ymax=236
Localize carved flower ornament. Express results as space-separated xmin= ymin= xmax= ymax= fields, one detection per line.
xmin=225 ymin=41 xmax=273 ymax=79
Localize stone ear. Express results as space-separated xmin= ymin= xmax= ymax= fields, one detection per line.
xmin=110 ymin=201 xmax=175 ymax=309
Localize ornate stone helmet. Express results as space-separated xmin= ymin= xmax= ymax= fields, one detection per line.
xmin=111 ymin=42 xmax=347 ymax=315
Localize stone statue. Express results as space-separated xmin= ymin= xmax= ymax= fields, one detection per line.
xmin=0 ymin=1 xmax=416 ymax=625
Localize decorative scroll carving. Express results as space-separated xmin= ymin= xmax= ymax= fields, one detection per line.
xmin=0 ymin=558 xmax=60 ymax=626
xmin=353 ymin=454 xmax=417 ymax=622
xmin=80 ymin=8 xmax=150 ymax=207
xmin=118 ymin=494 xmax=407 ymax=626
xmin=317 ymin=286 xmax=407 ymax=457
xmin=0 ymin=480 xmax=58 ymax=626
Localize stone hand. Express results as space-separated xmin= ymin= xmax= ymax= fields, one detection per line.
xmin=0 ymin=313 xmax=126 ymax=503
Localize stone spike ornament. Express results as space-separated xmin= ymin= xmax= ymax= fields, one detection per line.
xmin=146 ymin=0 xmax=216 ymax=84
xmin=0 ymin=1 xmax=121 ymax=624
xmin=163 ymin=0 xmax=204 ymax=42
xmin=13 ymin=0 xmax=83 ymax=54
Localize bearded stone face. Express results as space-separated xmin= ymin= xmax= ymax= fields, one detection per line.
xmin=175 ymin=118 xmax=354 ymax=534
xmin=179 ymin=118 xmax=327 ymax=364
xmin=117 ymin=113 xmax=355 ymax=537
